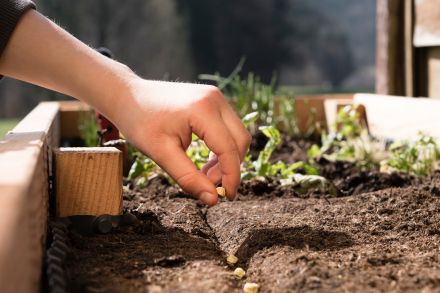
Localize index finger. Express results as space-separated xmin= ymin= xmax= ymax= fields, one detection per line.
xmin=191 ymin=110 xmax=241 ymax=200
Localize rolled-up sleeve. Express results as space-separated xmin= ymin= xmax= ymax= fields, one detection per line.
xmin=0 ymin=0 xmax=36 ymax=58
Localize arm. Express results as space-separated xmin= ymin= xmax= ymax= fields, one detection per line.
xmin=0 ymin=10 xmax=251 ymax=205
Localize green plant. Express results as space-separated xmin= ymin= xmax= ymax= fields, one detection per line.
xmin=127 ymin=134 xmax=210 ymax=187
xmin=241 ymin=125 xmax=319 ymax=180
xmin=79 ymin=111 xmax=99 ymax=147
xmin=308 ymin=104 xmax=383 ymax=169
xmin=186 ymin=134 xmax=210 ymax=169
xmin=128 ymin=152 xmax=165 ymax=187
xmin=199 ymin=59 xmax=299 ymax=136
xmin=380 ymin=133 xmax=439 ymax=176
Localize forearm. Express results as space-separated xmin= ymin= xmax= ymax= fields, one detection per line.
xmin=0 ymin=9 xmax=137 ymax=120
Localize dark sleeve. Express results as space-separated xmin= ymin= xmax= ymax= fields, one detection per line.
xmin=0 ymin=0 xmax=36 ymax=58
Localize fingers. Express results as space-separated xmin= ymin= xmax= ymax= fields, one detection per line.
xmin=191 ymin=109 xmax=241 ymax=200
xmin=202 ymin=100 xmax=252 ymax=189
xmin=220 ymin=103 xmax=253 ymax=161
xmin=201 ymin=153 xmax=218 ymax=174
xmin=148 ymin=140 xmax=219 ymax=206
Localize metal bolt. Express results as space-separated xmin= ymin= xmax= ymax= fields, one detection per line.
xmin=93 ymin=215 xmax=113 ymax=234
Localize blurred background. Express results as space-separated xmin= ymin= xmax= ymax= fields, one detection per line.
xmin=0 ymin=0 xmax=376 ymax=122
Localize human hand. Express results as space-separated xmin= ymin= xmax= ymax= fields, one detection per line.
xmin=111 ymin=79 xmax=251 ymax=206
xmin=0 ymin=9 xmax=251 ymax=206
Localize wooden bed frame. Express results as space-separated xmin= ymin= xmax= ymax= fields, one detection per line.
xmin=2 ymin=93 xmax=440 ymax=292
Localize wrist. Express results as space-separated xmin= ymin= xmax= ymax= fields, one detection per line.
xmin=83 ymin=60 xmax=140 ymax=124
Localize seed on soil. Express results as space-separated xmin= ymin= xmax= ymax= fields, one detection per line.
xmin=216 ymin=186 xmax=226 ymax=197
xmin=234 ymin=267 xmax=246 ymax=279
xmin=243 ymin=282 xmax=259 ymax=293
xmin=226 ymin=254 xmax=238 ymax=265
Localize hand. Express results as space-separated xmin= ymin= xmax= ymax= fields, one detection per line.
xmin=111 ymin=79 xmax=251 ymax=206
xmin=0 ymin=10 xmax=251 ymax=205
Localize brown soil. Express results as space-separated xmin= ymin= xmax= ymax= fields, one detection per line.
xmin=64 ymin=142 xmax=440 ymax=292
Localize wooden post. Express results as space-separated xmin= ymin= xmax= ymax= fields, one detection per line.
xmin=376 ymin=0 xmax=406 ymax=95
xmin=54 ymin=147 xmax=123 ymax=217
xmin=0 ymin=102 xmax=60 ymax=293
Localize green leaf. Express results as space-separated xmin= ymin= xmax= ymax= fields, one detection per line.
xmin=307 ymin=144 xmax=321 ymax=159
xmin=242 ymin=112 xmax=259 ymax=128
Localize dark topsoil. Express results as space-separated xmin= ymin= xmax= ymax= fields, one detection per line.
xmin=64 ymin=137 xmax=440 ymax=293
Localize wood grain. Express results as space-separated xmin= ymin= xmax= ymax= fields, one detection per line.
xmin=376 ymin=0 xmax=409 ymax=96
xmin=55 ymin=147 xmax=123 ymax=217
xmin=0 ymin=102 xmax=60 ymax=293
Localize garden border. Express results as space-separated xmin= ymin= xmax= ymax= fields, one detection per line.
xmin=2 ymin=93 xmax=440 ymax=292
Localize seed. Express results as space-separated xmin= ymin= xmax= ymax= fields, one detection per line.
xmin=234 ymin=267 xmax=246 ymax=279
xmin=226 ymin=254 xmax=238 ymax=265
xmin=243 ymin=282 xmax=259 ymax=293
xmin=216 ymin=186 xmax=226 ymax=197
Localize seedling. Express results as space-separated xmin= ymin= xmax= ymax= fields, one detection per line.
xmin=79 ymin=111 xmax=99 ymax=147
xmin=243 ymin=282 xmax=260 ymax=293
xmin=199 ymin=59 xmax=300 ymax=136
xmin=216 ymin=187 xmax=226 ymax=197
xmin=241 ymin=125 xmax=319 ymax=181
xmin=380 ymin=133 xmax=439 ymax=176
xmin=234 ymin=267 xmax=246 ymax=280
xmin=227 ymin=255 xmax=238 ymax=266
xmin=308 ymin=105 xmax=384 ymax=170
xmin=280 ymin=174 xmax=339 ymax=196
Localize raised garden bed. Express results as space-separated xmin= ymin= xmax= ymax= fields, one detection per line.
xmin=65 ymin=145 xmax=440 ymax=293
xmin=2 ymin=94 xmax=440 ymax=292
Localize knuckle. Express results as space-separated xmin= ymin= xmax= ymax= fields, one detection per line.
xmin=204 ymin=86 xmax=225 ymax=102
xmin=243 ymin=130 xmax=252 ymax=146
xmin=175 ymin=171 xmax=200 ymax=191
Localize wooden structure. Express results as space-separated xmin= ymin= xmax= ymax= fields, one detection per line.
xmin=0 ymin=102 xmax=123 ymax=293
xmin=377 ymin=0 xmax=440 ymax=98
xmin=55 ymin=147 xmax=122 ymax=217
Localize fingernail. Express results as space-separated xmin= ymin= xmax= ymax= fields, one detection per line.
xmin=200 ymin=192 xmax=215 ymax=205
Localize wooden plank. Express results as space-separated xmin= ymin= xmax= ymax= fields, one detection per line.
xmin=0 ymin=102 xmax=60 ymax=293
xmin=427 ymin=47 xmax=440 ymax=98
xmin=354 ymin=93 xmax=440 ymax=142
xmin=414 ymin=0 xmax=440 ymax=47
xmin=293 ymin=94 xmax=353 ymax=135
xmin=404 ymin=0 xmax=414 ymax=96
xmin=55 ymin=147 xmax=123 ymax=217
xmin=59 ymin=101 xmax=91 ymax=139
xmin=324 ymin=99 xmax=368 ymax=134
xmin=376 ymin=0 xmax=406 ymax=95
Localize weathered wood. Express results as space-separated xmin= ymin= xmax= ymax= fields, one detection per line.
xmin=55 ymin=147 xmax=123 ymax=217
xmin=427 ymin=47 xmax=440 ymax=98
xmin=414 ymin=0 xmax=440 ymax=47
xmin=0 ymin=102 xmax=60 ymax=293
xmin=354 ymin=93 xmax=440 ymax=142
xmin=376 ymin=0 xmax=406 ymax=96
xmin=293 ymin=94 xmax=353 ymax=135
xmin=404 ymin=0 xmax=414 ymax=96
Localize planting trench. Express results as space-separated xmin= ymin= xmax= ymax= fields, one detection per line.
xmin=62 ymin=141 xmax=440 ymax=293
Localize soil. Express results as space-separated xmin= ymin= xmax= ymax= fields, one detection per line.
xmin=63 ymin=138 xmax=440 ymax=293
